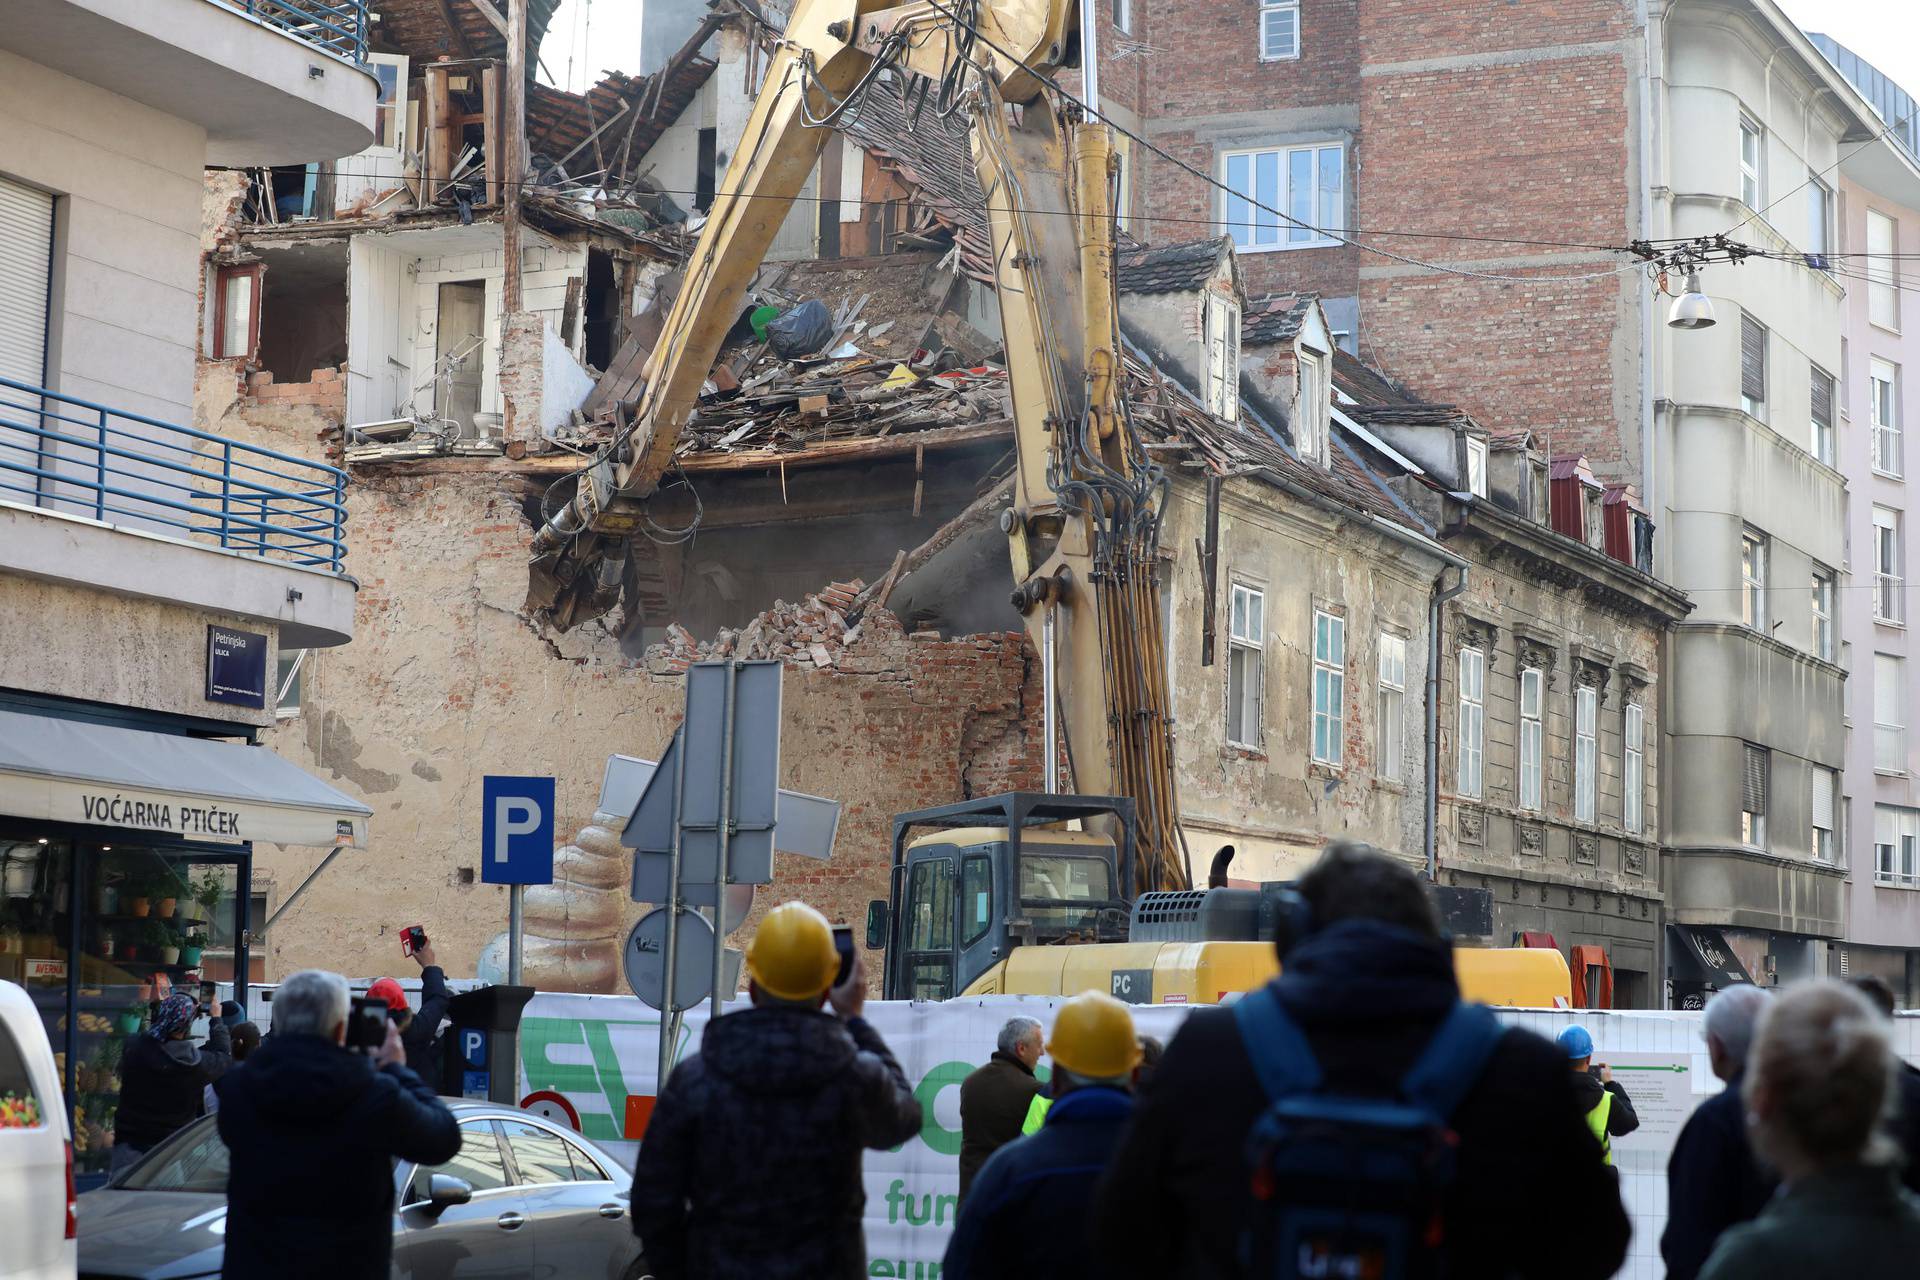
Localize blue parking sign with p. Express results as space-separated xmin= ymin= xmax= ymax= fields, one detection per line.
xmin=481 ymin=775 xmax=555 ymax=885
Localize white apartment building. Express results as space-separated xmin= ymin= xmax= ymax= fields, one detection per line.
xmin=1810 ymin=34 xmax=1920 ymax=1001
xmin=0 ymin=0 xmax=376 ymax=1184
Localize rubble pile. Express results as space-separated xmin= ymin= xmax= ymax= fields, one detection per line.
xmin=646 ymin=579 xmax=871 ymax=673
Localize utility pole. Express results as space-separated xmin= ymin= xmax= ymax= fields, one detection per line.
xmin=504 ymin=0 xmax=526 ymax=315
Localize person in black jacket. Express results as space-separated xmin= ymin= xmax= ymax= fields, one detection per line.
xmin=1663 ymin=983 xmax=1775 ymax=1280
xmin=113 ymin=993 xmax=232 ymax=1177
xmin=629 ymin=901 xmax=923 ymax=1280
xmin=945 ymin=992 xmax=1144 ymax=1280
xmin=1847 ymin=975 xmax=1920 ymax=1193
xmin=957 ymin=1016 xmax=1044 ymax=1203
xmin=215 ymin=968 xmax=458 ymax=1280
xmin=366 ymin=939 xmax=451 ymax=1083
xmin=1092 ymin=842 xmax=1630 ymax=1280
xmin=1556 ymin=1024 xmax=1640 ymax=1162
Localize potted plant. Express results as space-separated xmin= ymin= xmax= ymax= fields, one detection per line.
xmin=94 ymin=927 xmax=114 ymax=959
xmin=153 ymin=869 xmax=188 ymax=920
xmin=123 ymin=876 xmax=151 ymax=919
xmin=94 ymin=876 xmax=119 ymax=915
xmin=180 ymin=928 xmax=205 ymax=968
xmin=192 ymin=868 xmax=224 ymax=925
xmin=144 ymin=919 xmax=180 ymax=965
xmin=114 ymin=1005 xmax=143 ymax=1036
xmin=116 ymin=939 xmax=139 ymax=962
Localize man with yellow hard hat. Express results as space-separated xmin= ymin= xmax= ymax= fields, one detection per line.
xmin=629 ymin=901 xmax=922 ymax=1279
xmin=942 ymin=990 xmax=1144 ymax=1280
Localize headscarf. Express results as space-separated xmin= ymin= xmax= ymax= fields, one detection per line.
xmin=148 ymin=993 xmax=198 ymax=1041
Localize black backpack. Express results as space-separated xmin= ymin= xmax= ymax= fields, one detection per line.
xmin=1232 ymin=987 xmax=1506 ymax=1279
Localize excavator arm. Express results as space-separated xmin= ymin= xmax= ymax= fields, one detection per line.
xmin=527 ymin=0 xmax=1188 ymax=890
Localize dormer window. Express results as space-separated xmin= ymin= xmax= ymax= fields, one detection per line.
xmin=1205 ymin=293 xmax=1241 ymax=421
xmin=1297 ymin=345 xmax=1330 ymax=467
xmin=1465 ymin=437 xmax=1488 ymax=498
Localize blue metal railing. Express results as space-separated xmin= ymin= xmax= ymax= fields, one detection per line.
xmin=0 ymin=377 xmax=349 ymax=573
xmin=218 ymin=0 xmax=370 ymax=64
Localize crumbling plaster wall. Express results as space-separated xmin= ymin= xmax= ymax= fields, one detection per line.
xmin=1161 ymin=473 xmax=1438 ymax=881
xmin=196 ymin=458 xmax=1043 ymax=983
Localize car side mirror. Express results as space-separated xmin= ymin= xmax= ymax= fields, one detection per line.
xmin=865 ymin=899 xmax=889 ymax=951
xmin=426 ymin=1174 xmax=473 ymax=1213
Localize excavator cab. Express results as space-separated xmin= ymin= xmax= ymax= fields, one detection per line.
xmin=870 ymin=793 xmax=1138 ymax=1000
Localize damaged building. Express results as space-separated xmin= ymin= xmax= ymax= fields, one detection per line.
xmin=188 ymin=3 xmax=1685 ymax=1006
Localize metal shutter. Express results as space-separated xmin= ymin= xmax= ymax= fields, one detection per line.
xmin=0 ymin=176 xmax=53 ymax=390
xmin=1812 ymin=368 xmax=1834 ymax=429
xmin=1812 ymin=767 xmax=1834 ymax=830
xmin=1743 ymin=744 xmax=1769 ymax=813
xmin=1740 ymin=314 xmax=1767 ymax=405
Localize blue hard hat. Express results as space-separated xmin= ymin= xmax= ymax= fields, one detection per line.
xmin=1557 ymin=1025 xmax=1595 ymax=1060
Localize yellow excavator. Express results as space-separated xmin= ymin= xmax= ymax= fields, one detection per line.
xmin=527 ymin=0 xmax=1571 ymax=1009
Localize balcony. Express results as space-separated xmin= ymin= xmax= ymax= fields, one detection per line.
xmin=0 ymin=377 xmax=356 ymax=648
xmin=0 ymin=0 xmax=378 ymax=166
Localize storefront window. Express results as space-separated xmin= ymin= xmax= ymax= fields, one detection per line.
xmin=0 ymin=824 xmax=247 ymax=1183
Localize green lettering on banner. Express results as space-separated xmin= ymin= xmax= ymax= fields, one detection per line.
xmin=910 ymin=1062 xmax=972 ymax=1156
xmin=519 ymin=1017 xmax=654 ymax=1141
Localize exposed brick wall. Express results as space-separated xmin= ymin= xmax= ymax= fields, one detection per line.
xmin=1142 ymin=0 xmax=1359 ymax=117
xmin=1356 ymin=0 xmax=1637 ymax=470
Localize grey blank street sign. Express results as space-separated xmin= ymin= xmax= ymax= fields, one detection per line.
xmin=624 ymin=906 xmax=742 ymax=1011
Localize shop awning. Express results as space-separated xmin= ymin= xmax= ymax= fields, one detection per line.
xmin=0 ymin=710 xmax=369 ymax=848
xmin=1669 ymin=925 xmax=1758 ymax=988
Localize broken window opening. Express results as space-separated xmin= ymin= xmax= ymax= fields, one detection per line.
xmin=253 ymin=242 xmax=347 ymax=383
xmin=432 ymin=280 xmax=487 ymax=435
xmin=584 ymin=249 xmax=618 ymax=372
xmin=696 ymin=128 xmax=718 ymax=214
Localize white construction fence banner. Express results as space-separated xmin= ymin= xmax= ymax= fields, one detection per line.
xmin=520 ymin=994 xmax=1909 ymax=1280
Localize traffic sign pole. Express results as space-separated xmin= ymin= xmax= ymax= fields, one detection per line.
xmin=710 ymin=661 xmax=739 ymax=1024
xmin=508 ymin=883 xmax=524 ymax=985
xmin=658 ymin=714 xmax=691 ymax=1089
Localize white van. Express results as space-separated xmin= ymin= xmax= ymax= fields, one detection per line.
xmin=0 ymin=980 xmax=74 ymax=1279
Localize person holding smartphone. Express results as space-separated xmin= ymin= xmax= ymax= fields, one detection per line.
xmin=365 ymin=927 xmax=451 ymax=1084
xmin=1557 ymin=1024 xmax=1640 ymax=1165
xmin=113 ymin=992 xmax=234 ymax=1177
xmin=629 ymin=901 xmax=923 ymax=1279
xmin=215 ymin=969 xmax=458 ymax=1280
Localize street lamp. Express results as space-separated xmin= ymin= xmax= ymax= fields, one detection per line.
xmin=1667 ymin=270 xmax=1716 ymax=330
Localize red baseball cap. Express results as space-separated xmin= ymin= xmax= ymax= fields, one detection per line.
xmin=367 ymin=977 xmax=409 ymax=1013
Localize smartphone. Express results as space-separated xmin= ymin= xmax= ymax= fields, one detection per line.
xmin=400 ymin=925 xmax=428 ymax=958
xmin=831 ymin=925 xmax=855 ymax=989
xmin=199 ymin=980 xmax=217 ymax=1012
xmin=344 ymin=995 xmax=388 ymax=1053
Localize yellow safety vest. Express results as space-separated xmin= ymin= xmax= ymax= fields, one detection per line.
xmin=1584 ymin=1089 xmax=1614 ymax=1165
xmin=1021 ymin=1093 xmax=1052 ymax=1135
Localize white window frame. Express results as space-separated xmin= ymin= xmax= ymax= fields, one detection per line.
xmin=1456 ymin=647 xmax=1485 ymax=799
xmin=1811 ymin=365 xmax=1835 ymax=466
xmin=1311 ymin=610 xmax=1345 ymax=767
xmin=1806 ymin=173 xmax=1832 ymax=260
xmin=1877 ymin=652 xmax=1907 ymax=774
xmin=1297 ymin=345 xmax=1329 ymax=465
xmin=1466 ymin=437 xmax=1489 ymax=499
xmin=1574 ymin=685 xmax=1598 ymax=825
xmin=1113 ymin=0 xmax=1131 ymax=33
xmin=1377 ymin=632 xmax=1407 ymax=783
xmin=1519 ymin=667 xmax=1544 ymax=813
xmin=1624 ymin=702 xmax=1644 ymax=835
xmin=1260 ymin=0 xmax=1300 ymax=61
xmin=1741 ymin=742 xmax=1769 ymax=849
xmin=1876 ymin=805 xmax=1920 ymax=888
xmin=1741 ymin=529 xmax=1768 ymax=631
xmin=368 ymin=53 xmax=410 ymax=154
xmin=1869 ymin=209 xmax=1901 ymax=333
xmin=1227 ymin=582 xmax=1264 ymax=749
xmin=1739 ymin=113 xmax=1764 ymax=210
xmin=1812 ymin=766 xmax=1837 ymax=863
xmin=1875 ymin=505 xmax=1905 ymax=625
xmin=1812 ymin=567 xmax=1835 ymax=661
xmin=1204 ymin=292 xmax=1241 ymax=422
xmin=1872 ymin=358 xmax=1902 ymax=478
xmin=275 ymin=648 xmax=308 ymax=718
xmin=1221 ymin=144 xmax=1344 ymax=252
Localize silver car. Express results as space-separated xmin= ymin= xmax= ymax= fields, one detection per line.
xmin=77 ymin=1101 xmax=649 ymax=1280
